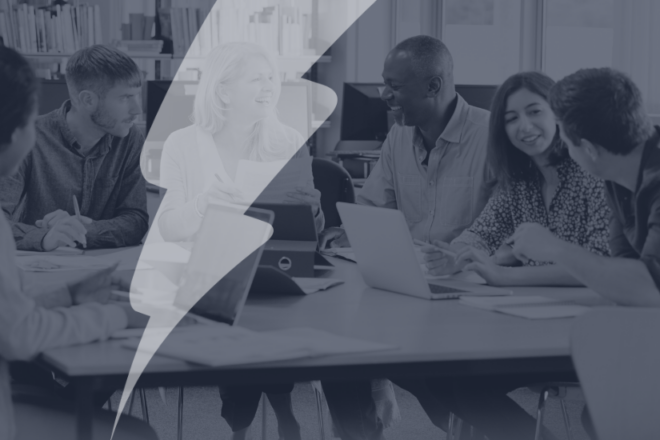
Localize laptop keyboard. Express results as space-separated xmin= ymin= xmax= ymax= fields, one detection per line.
xmin=428 ymin=284 xmax=468 ymax=294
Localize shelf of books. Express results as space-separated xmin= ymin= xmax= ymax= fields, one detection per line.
xmin=1 ymin=0 xmax=331 ymax=82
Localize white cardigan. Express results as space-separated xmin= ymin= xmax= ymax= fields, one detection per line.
xmin=158 ymin=125 xmax=324 ymax=242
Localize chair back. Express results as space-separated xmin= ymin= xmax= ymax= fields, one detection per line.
xmin=571 ymin=308 xmax=660 ymax=440
xmin=334 ymin=140 xmax=382 ymax=178
xmin=312 ymin=158 xmax=355 ymax=228
xmin=335 ymin=140 xmax=383 ymax=152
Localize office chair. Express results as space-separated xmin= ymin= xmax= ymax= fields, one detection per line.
xmin=448 ymin=381 xmax=578 ymax=440
xmin=312 ymin=158 xmax=355 ymax=229
xmin=571 ymin=308 xmax=660 ymax=440
xmin=331 ymin=140 xmax=382 ymax=181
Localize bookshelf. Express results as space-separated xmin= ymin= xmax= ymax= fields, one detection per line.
xmin=1 ymin=0 xmax=333 ymax=157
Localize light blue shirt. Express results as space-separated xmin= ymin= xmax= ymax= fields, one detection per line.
xmin=357 ymin=94 xmax=496 ymax=243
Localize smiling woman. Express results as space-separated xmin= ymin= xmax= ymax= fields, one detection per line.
xmin=154 ymin=41 xmax=320 ymax=440
xmin=434 ymin=71 xmax=612 ymax=287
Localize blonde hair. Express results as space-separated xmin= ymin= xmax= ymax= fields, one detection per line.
xmin=193 ymin=42 xmax=300 ymax=161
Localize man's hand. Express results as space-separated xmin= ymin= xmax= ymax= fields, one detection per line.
xmin=36 ymin=209 xmax=93 ymax=228
xmin=419 ymin=240 xmax=464 ymax=276
xmin=67 ymin=264 xmax=118 ymax=305
xmin=41 ymin=216 xmax=91 ymax=251
xmin=284 ymin=187 xmax=322 ymax=216
xmin=508 ymin=223 xmax=565 ymax=263
xmin=319 ymin=227 xmax=350 ymax=249
xmin=460 ymin=248 xmax=513 ymax=286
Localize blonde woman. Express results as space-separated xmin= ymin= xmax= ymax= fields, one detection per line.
xmin=158 ymin=42 xmax=323 ymax=243
xmin=157 ymin=42 xmax=322 ymax=440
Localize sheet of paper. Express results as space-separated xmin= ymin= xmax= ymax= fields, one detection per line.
xmin=234 ymin=156 xmax=313 ymax=204
xmin=16 ymin=255 xmax=115 ymax=272
xmin=292 ymin=277 xmax=344 ymax=294
xmin=122 ymin=326 xmax=394 ymax=367
xmin=16 ymin=247 xmax=84 ymax=257
xmin=495 ymin=305 xmax=591 ymax=319
xmin=459 ymin=295 xmax=569 ymax=311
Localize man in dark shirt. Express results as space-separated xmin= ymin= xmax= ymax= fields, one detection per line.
xmin=510 ymin=67 xmax=660 ymax=307
xmin=0 ymin=45 xmax=148 ymax=251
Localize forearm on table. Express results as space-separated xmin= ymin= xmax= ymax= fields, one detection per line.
xmin=552 ymin=243 xmax=660 ymax=306
xmin=31 ymin=285 xmax=73 ymax=309
xmin=11 ymin=221 xmax=48 ymax=251
xmin=85 ymin=213 xmax=148 ymax=248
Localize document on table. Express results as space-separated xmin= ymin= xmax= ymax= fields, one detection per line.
xmin=459 ymin=296 xmax=594 ymax=319
xmin=16 ymin=255 xmax=116 ymax=272
xmin=292 ymin=277 xmax=344 ymax=294
xmin=235 ymin=156 xmax=313 ymax=204
xmin=122 ymin=325 xmax=395 ymax=367
xmin=16 ymin=251 xmax=154 ymax=273
xmin=16 ymin=247 xmax=83 ymax=256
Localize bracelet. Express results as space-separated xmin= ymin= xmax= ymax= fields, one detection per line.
xmin=194 ymin=194 xmax=204 ymax=218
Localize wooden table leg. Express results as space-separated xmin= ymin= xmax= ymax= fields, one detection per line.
xmin=75 ymin=377 xmax=94 ymax=440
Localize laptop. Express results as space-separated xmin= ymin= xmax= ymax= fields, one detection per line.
xmin=336 ymin=203 xmax=512 ymax=300
xmin=175 ymin=203 xmax=275 ymax=325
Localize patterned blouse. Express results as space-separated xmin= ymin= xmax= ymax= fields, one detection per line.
xmin=452 ymin=157 xmax=611 ymax=265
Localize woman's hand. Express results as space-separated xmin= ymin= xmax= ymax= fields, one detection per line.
xmin=459 ymin=248 xmax=513 ymax=286
xmin=199 ymin=181 xmax=246 ymax=214
xmin=284 ymin=187 xmax=322 ymax=216
xmin=492 ymin=243 xmax=522 ymax=266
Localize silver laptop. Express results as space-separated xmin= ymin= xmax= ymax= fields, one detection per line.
xmin=175 ymin=204 xmax=274 ymax=325
xmin=337 ymin=203 xmax=512 ymax=300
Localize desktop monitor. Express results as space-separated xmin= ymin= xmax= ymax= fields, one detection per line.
xmin=147 ymin=80 xmax=311 ymax=141
xmin=340 ymin=83 xmax=499 ymax=141
xmin=38 ymin=80 xmax=71 ymax=115
xmin=341 ymin=83 xmax=390 ymax=141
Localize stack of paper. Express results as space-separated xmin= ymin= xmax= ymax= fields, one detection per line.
xmin=122 ymin=325 xmax=394 ymax=367
xmin=459 ymin=296 xmax=591 ymax=319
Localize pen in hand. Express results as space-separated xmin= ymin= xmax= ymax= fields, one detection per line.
xmin=413 ymin=239 xmax=458 ymax=258
xmin=72 ymin=195 xmax=87 ymax=248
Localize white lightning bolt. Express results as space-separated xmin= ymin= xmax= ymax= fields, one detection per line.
xmin=111 ymin=0 xmax=376 ymax=437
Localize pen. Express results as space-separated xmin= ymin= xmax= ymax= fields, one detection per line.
xmin=72 ymin=194 xmax=81 ymax=220
xmin=72 ymin=195 xmax=87 ymax=248
xmin=413 ymin=239 xmax=458 ymax=258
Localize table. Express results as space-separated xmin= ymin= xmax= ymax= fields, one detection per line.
xmin=38 ymin=255 xmax=604 ymax=439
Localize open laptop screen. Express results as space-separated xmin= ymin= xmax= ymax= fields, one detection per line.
xmin=175 ymin=204 xmax=274 ymax=325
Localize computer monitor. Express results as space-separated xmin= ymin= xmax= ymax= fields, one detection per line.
xmin=341 ymin=83 xmax=390 ymax=141
xmin=38 ymin=80 xmax=71 ymax=115
xmin=146 ymin=80 xmax=311 ymax=141
xmin=340 ymin=83 xmax=499 ymax=141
